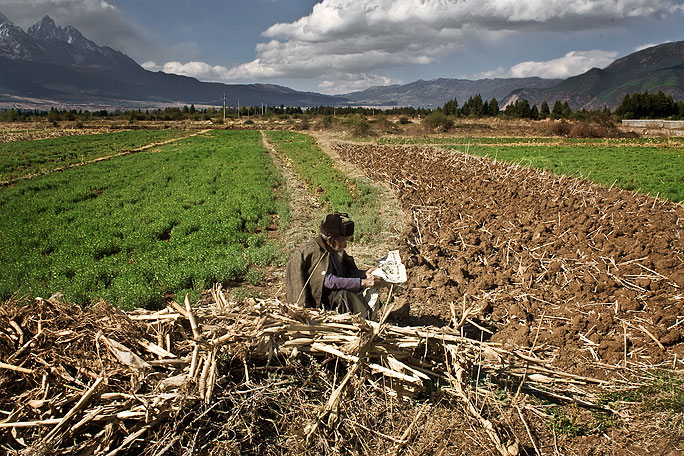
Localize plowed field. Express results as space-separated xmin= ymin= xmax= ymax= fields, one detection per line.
xmin=335 ymin=143 xmax=684 ymax=377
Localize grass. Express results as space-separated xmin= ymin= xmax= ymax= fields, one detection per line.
xmin=0 ymin=130 xmax=287 ymax=309
xmin=600 ymin=370 xmax=684 ymax=417
xmin=0 ymin=130 xmax=188 ymax=182
xmin=375 ymin=136 xmax=684 ymax=203
xmin=377 ymin=136 xmax=682 ymax=146
xmin=456 ymin=143 xmax=684 ymax=202
xmin=265 ymin=131 xmax=383 ymax=242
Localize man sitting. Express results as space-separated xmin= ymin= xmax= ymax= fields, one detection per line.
xmin=285 ymin=212 xmax=381 ymax=318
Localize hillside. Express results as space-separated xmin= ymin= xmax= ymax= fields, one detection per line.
xmin=507 ymin=41 xmax=684 ymax=110
xmin=0 ymin=13 xmax=346 ymax=108
xmin=343 ymin=77 xmax=561 ymax=108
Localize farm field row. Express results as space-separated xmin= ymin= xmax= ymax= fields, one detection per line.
xmin=456 ymin=143 xmax=684 ymax=203
xmin=336 ymin=141 xmax=684 ymax=453
xmin=377 ymin=135 xmax=683 ymax=146
xmin=0 ymin=129 xmax=189 ymax=182
xmin=0 ymin=130 xmax=286 ymax=309
xmin=265 ymin=131 xmax=384 ymax=242
xmin=375 ymin=135 xmax=684 ymax=202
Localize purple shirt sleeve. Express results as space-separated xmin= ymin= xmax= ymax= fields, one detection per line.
xmin=324 ymin=274 xmax=362 ymax=291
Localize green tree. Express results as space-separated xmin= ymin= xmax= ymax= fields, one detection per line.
xmin=443 ymin=98 xmax=459 ymax=116
xmin=488 ymin=98 xmax=499 ymax=116
xmin=530 ymin=104 xmax=539 ymax=120
xmin=47 ymin=107 xmax=60 ymax=125
xmin=561 ymin=101 xmax=572 ymax=118
xmin=551 ymin=100 xmax=564 ymax=119
xmin=518 ymin=99 xmax=532 ymax=118
xmin=465 ymin=94 xmax=485 ymax=117
xmin=540 ymin=100 xmax=550 ymax=118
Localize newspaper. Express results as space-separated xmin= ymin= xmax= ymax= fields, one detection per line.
xmin=364 ymin=250 xmax=407 ymax=314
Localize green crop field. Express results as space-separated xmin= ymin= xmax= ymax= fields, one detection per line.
xmin=266 ymin=131 xmax=382 ymax=241
xmin=0 ymin=130 xmax=189 ymax=182
xmin=0 ymin=130 xmax=286 ymax=309
xmin=377 ymin=136 xmax=684 ymax=203
xmin=455 ymin=143 xmax=684 ymax=202
xmin=377 ymin=136 xmax=681 ymax=146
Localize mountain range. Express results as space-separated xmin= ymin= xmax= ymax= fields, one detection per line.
xmin=1 ymin=12 xmax=683 ymax=110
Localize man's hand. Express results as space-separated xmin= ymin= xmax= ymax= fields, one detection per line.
xmin=361 ymin=276 xmax=378 ymax=288
xmin=361 ymin=268 xmax=385 ymax=288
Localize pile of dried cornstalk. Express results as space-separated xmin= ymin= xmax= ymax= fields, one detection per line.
xmin=0 ymin=288 xmax=620 ymax=455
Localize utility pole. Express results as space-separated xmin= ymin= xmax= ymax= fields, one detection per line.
xmin=223 ymin=93 xmax=226 ymax=123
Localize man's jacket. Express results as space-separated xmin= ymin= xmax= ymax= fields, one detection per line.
xmin=285 ymin=236 xmax=362 ymax=308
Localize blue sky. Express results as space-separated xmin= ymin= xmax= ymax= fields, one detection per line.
xmin=1 ymin=0 xmax=683 ymax=94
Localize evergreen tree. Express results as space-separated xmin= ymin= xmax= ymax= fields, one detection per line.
xmin=530 ymin=104 xmax=539 ymax=120
xmin=540 ymin=100 xmax=550 ymax=118
xmin=518 ymin=99 xmax=532 ymax=118
xmin=561 ymin=101 xmax=572 ymax=118
xmin=488 ymin=98 xmax=499 ymax=116
xmin=443 ymin=98 xmax=459 ymax=116
xmin=550 ymin=100 xmax=564 ymax=119
xmin=468 ymin=94 xmax=485 ymax=117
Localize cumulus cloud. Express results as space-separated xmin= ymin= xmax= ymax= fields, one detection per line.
xmin=142 ymin=60 xmax=234 ymax=81
xmin=473 ymin=50 xmax=619 ymax=79
xmin=0 ymin=0 xmax=159 ymax=63
xmin=220 ymin=0 xmax=683 ymax=92
xmin=104 ymin=0 xmax=684 ymax=92
xmin=511 ymin=50 xmax=619 ymax=78
xmin=634 ymin=40 xmax=672 ymax=52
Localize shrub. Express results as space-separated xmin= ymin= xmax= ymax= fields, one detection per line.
xmin=424 ymin=111 xmax=454 ymax=132
xmin=346 ymin=116 xmax=374 ymax=137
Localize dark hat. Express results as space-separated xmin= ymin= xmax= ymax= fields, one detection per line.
xmin=320 ymin=212 xmax=354 ymax=237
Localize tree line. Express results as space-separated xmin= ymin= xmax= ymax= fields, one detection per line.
xmin=1 ymin=90 xmax=682 ymax=123
xmin=614 ymin=91 xmax=684 ymax=119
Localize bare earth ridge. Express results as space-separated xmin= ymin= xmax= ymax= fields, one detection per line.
xmin=334 ymin=142 xmax=684 ymax=377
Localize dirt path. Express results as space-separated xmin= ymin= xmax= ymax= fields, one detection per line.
xmin=259 ymin=131 xmax=324 ymax=301
xmin=260 ymin=130 xmax=323 ymax=252
xmin=308 ymin=131 xmax=408 ymax=266
xmin=259 ymin=130 xmax=409 ymax=303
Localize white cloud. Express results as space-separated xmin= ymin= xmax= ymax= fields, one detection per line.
xmin=0 ymin=0 xmax=158 ymax=62
xmin=122 ymin=0 xmax=684 ymax=93
xmin=634 ymin=40 xmax=672 ymax=52
xmin=508 ymin=50 xmax=619 ymax=78
xmin=472 ymin=50 xmax=619 ymax=79
xmin=318 ymin=73 xmax=401 ymax=94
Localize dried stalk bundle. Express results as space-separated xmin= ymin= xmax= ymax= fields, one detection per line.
xmin=0 ymin=291 xmax=620 ymax=455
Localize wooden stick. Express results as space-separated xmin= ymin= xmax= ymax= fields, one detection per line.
xmin=42 ymin=377 xmax=104 ymax=443
xmin=392 ymin=402 xmax=429 ymax=454
xmin=623 ymin=322 xmax=628 ymax=368
xmin=169 ymin=301 xmax=189 ymax=319
xmin=0 ymin=418 xmax=61 ymax=428
xmin=9 ymin=320 xmax=23 ymax=345
xmin=516 ymin=405 xmax=541 ymax=456
xmin=138 ymin=338 xmax=176 ymax=358
xmin=185 ymin=294 xmax=201 ymax=341
xmin=0 ymin=361 xmax=34 ymax=374
xmin=205 ymin=351 xmax=218 ymax=404
xmin=450 ymin=364 xmax=516 ymax=456
xmin=638 ymin=325 xmax=665 ymax=351
xmin=8 ymin=329 xmax=43 ymax=362
xmin=189 ymin=344 xmax=200 ymax=378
